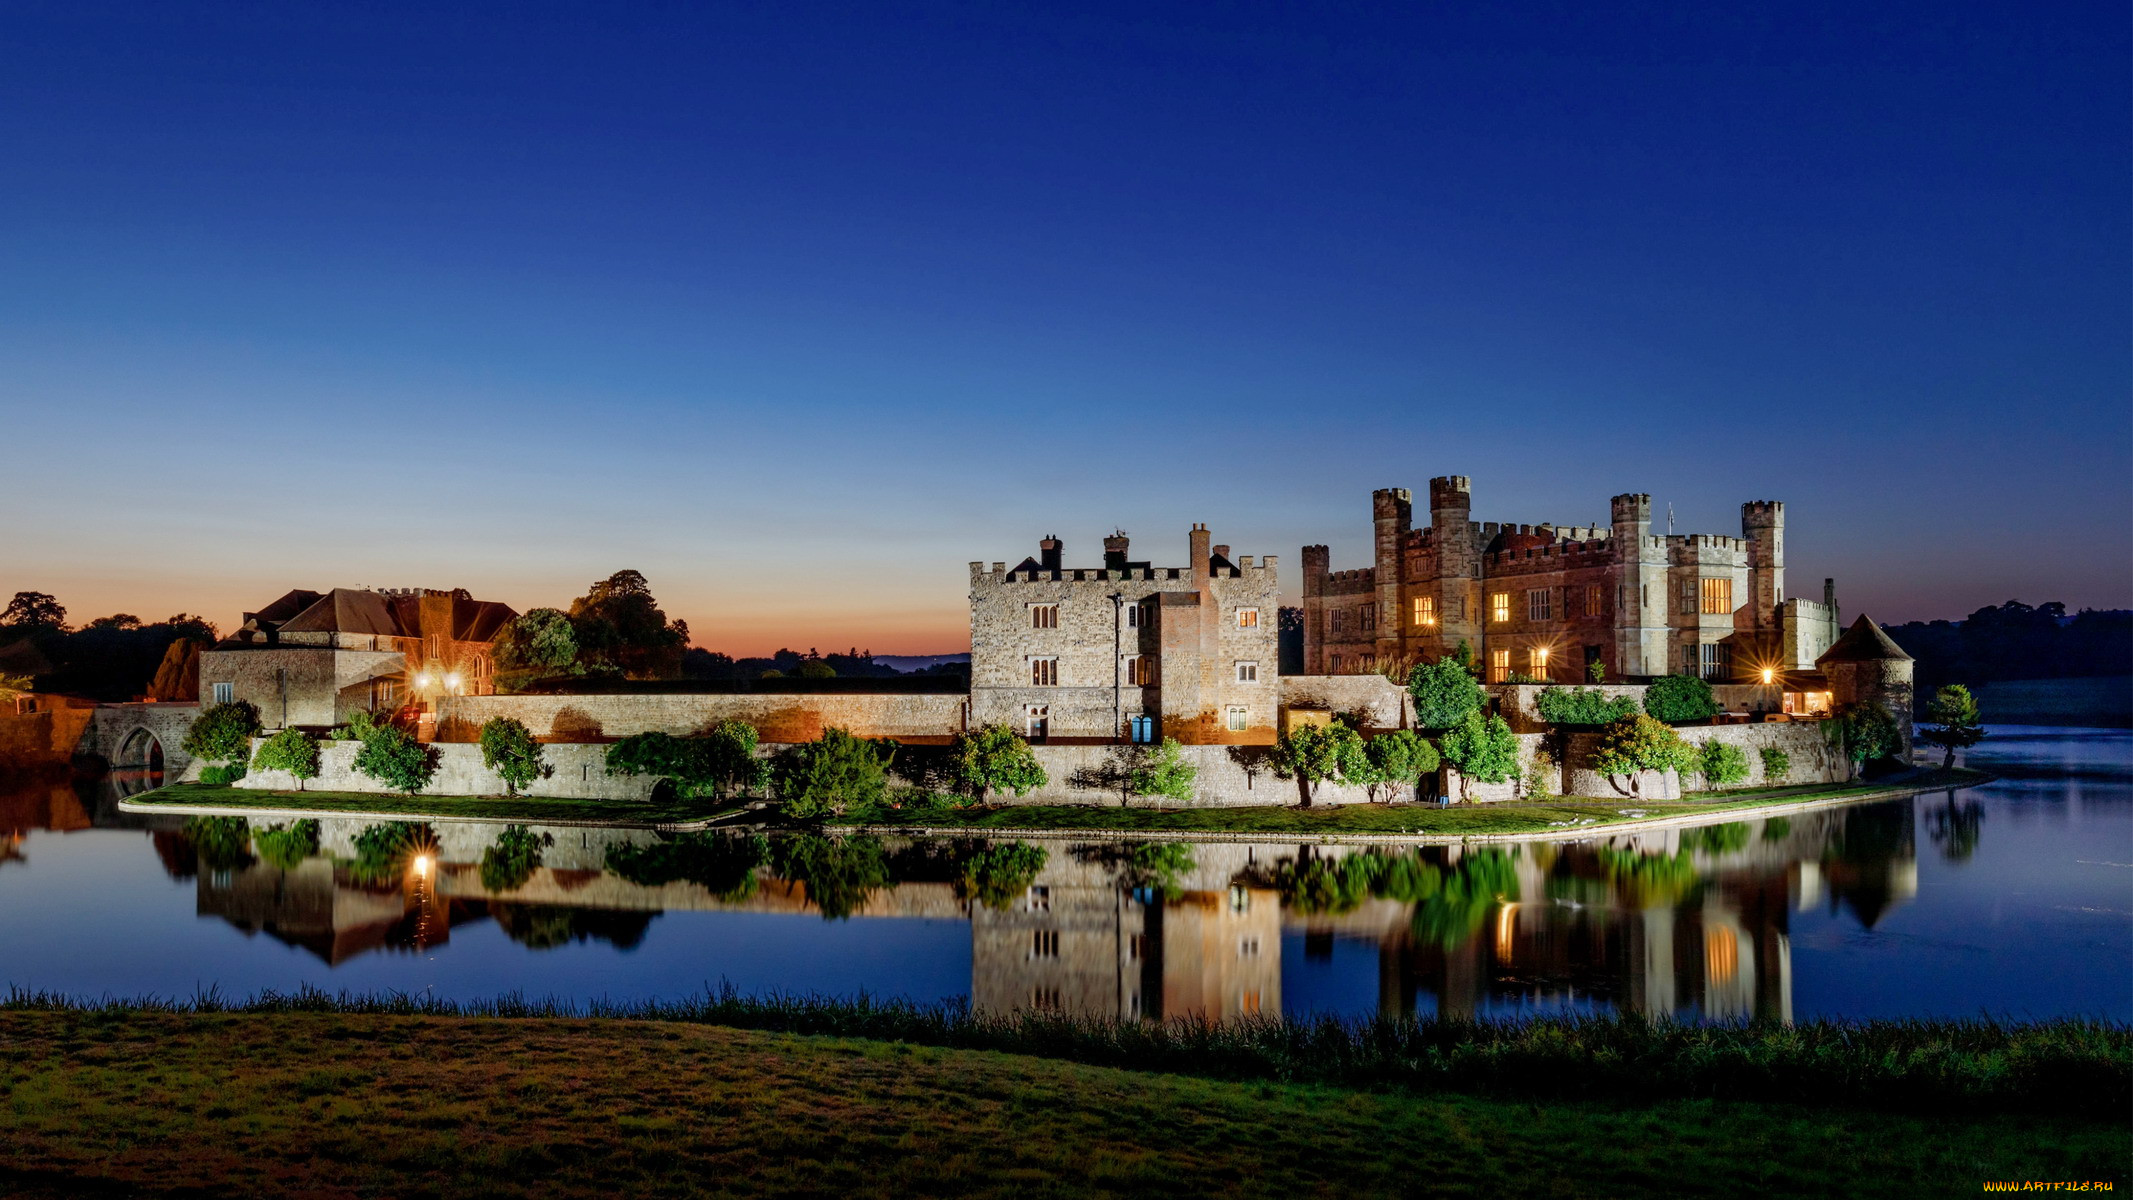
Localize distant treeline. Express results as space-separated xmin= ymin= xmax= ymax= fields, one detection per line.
xmin=1884 ymin=601 xmax=2131 ymax=691
xmin=0 ymin=592 xmax=214 ymax=702
xmin=682 ymin=646 xmax=967 ymax=681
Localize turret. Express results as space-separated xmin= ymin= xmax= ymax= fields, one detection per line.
xmin=1742 ymin=500 xmax=1784 ymax=628
xmin=1301 ymin=544 xmax=1330 ymax=598
xmin=1372 ymin=488 xmax=1411 ymax=656
xmin=1611 ymin=493 xmax=1652 ymax=543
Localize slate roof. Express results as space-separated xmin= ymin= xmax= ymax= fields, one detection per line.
xmin=1816 ymin=614 xmax=1914 ymax=665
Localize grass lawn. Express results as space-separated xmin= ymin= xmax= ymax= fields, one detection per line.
xmin=123 ymin=782 xmax=744 ymax=826
xmin=850 ymin=770 xmax=1990 ymax=836
xmin=0 ymin=1010 xmax=2118 ymax=1199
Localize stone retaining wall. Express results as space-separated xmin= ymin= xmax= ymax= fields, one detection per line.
xmin=433 ymin=691 xmax=969 ymax=745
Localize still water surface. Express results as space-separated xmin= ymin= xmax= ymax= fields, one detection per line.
xmin=3 ymin=728 xmax=2127 ymax=1023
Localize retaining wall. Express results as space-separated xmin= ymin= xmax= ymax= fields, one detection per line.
xmin=237 ymin=739 xmax=660 ymax=802
xmin=433 ymin=691 xmax=969 ymax=745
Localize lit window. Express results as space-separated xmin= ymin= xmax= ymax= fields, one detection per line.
xmin=1236 ymin=607 xmax=1259 ymax=628
xmin=1227 ymin=706 xmax=1248 ymax=732
xmin=211 ymin=682 xmax=234 ymax=705
xmin=1489 ymin=648 xmax=1511 ymax=683
xmin=1586 ymin=584 xmax=1604 ymax=618
xmin=1126 ymin=655 xmax=1153 ymax=686
xmin=1530 ymin=647 xmax=1550 ymax=681
xmin=1235 ymin=661 xmax=1258 ymax=683
xmin=1701 ymin=578 xmax=1734 ymax=615
xmin=1032 ymin=930 xmax=1059 ymax=958
xmin=1030 ymin=603 xmax=1059 ymax=629
xmin=1030 ymin=657 xmax=1058 ymax=686
xmin=1239 ymin=989 xmax=1262 ymax=1015
xmin=1413 ymin=596 xmax=1436 ymax=627
xmin=1229 ymin=885 xmax=1250 ymax=912
xmin=1359 ymin=604 xmax=1375 ymax=631
xmin=1527 ymin=589 xmax=1551 ymax=621
xmin=1491 ymin=593 xmax=1511 ymax=623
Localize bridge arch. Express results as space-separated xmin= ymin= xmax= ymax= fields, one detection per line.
xmin=112 ymin=726 xmax=166 ymax=795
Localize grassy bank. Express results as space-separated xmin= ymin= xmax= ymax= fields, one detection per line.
xmin=1 ymin=1006 xmax=2122 ymax=1199
xmin=123 ymin=782 xmax=743 ymax=826
xmin=849 ymin=769 xmax=1992 ymax=837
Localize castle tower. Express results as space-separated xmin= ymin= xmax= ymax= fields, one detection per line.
xmin=1817 ymin=614 xmax=1916 ymax=758
xmin=1373 ymin=488 xmax=1411 ymax=664
xmin=1742 ymin=501 xmax=1784 ymax=631
xmin=1428 ymin=476 xmax=1477 ymax=657
xmin=1301 ymin=544 xmax=1330 ymax=673
xmin=1611 ymin=493 xmax=1668 ymax=677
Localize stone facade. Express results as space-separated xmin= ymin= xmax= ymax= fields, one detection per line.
xmin=969 ymin=528 xmax=1279 ymax=743
xmin=1303 ymin=478 xmax=1842 ymax=685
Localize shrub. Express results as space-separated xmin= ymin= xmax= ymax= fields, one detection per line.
xmin=953 ymin=841 xmax=1049 ymax=911
xmin=1360 ymin=730 xmax=1439 ymax=803
xmin=198 ymin=764 xmax=248 ymax=786
xmin=1591 ymin=714 xmax=1697 ymax=798
xmin=1438 ymin=713 xmax=1520 ymax=800
xmin=1830 ymin=702 xmax=1900 ymax=779
xmin=1269 ymin=721 xmax=1367 ymax=806
xmin=1535 ymin=687 xmax=1639 ymax=727
xmin=1760 ymin=745 xmax=1792 ymax=783
xmin=351 ymin=723 xmax=439 ymax=795
xmin=1644 ymin=675 xmax=1719 ymax=723
xmin=1407 ymin=658 xmax=1485 ymax=731
xmin=480 ymin=825 xmax=554 ymax=892
xmin=1699 ymin=740 xmax=1750 ymax=788
xmin=478 ymin=717 xmax=551 ymax=797
xmin=1126 ymin=738 xmax=1197 ymax=804
xmin=604 ymin=722 xmax=766 ymax=800
xmin=773 ymin=728 xmax=890 ymax=819
xmin=181 ymin=701 xmax=261 ymax=764
xmin=949 ymin=724 xmax=1048 ymax=802
xmin=1919 ymin=683 xmax=1987 ymax=768
xmin=1587 ymin=658 xmax=1606 ymax=683
xmin=251 ymin=819 xmax=321 ymax=870
xmin=250 ymin=728 xmax=321 ymax=791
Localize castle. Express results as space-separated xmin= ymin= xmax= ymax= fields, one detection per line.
xmin=1303 ymin=477 xmax=1842 ymax=685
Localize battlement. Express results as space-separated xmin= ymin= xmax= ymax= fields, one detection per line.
xmin=1741 ymin=500 xmax=1783 ymax=520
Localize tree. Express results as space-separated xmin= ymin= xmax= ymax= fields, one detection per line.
xmin=1438 ymin=713 xmax=1521 ymax=800
xmin=701 ymin=720 xmax=769 ymax=798
xmin=1831 ymin=702 xmax=1900 ymax=780
xmin=1 ymin=591 xmax=66 ymax=632
xmin=568 ymin=570 xmax=690 ymax=679
xmin=493 ymin=608 xmax=581 ymax=689
xmin=0 ymin=673 xmax=30 ymax=705
xmin=952 ymin=841 xmax=1049 ymax=910
xmin=1699 ymin=740 xmax=1750 ymax=788
xmin=948 ymin=724 xmax=1048 ymax=803
xmin=147 ymin=638 xmax=203 ymax=702
xmin=1535 ymin=686 xmax=1639 ymax=727
xmin=1360 ymin=730 xmax=1439 ymax=803
xmin=1268 ymin=721 xmax=1367 ymax=806
xmin=604 ymin=722 xmax=766 ymax=800
xmin=796 ymin=659 xmax=837 ymax=679
xmin=480 ymin=825 xmax=554 ymax=892
xmin=352 ymin=722 xmax=439 ymax=794
xmin=182 ymin=700 xmax=262 ymax=764
xmin=250 ymin=728 xmax=321 ymax=791
xmin=1407 ymin=657 xmax=1485 ymax=731
xmin=1644 ymin=674 xmax=1719 ymax=723
xmin=479 ymin=717 xmax=551 ymax=796
xmin=1760 ymin=745 xmax=1791 ymax=783
xmin=1125 ymin=737 xmax=1197 ymax=804
xmin=1589 ymin=713 xmax=1696 ymax=798
xmin=773 ymin=728 xmax=890 ymax=819
xmin=1919 ymin=684 xmax=1987 ymax=768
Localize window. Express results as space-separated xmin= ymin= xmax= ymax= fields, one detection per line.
xmin=1529 ymin=647 xmax=1550 ymax=681
xmin=1489 ymin=648 xmax=1511 ymax=682
xmin=1701 ymin=577 xmax=1734 ymax=615
xmin=1698 ymin=642 xmax=1733 ymax=681
xmin=1328 ymin=654 xmax=1343 ymax=672
xmin=1490 ymin=592 xmax=1511 ymax=623
xmin=1413 ymin=596 xmax=1436 ymax=627
xmin=1028 ymin=884 xmax=1051 ymax=911
xmin=1586 ymin=584 xmax=1604 ymax=619
xmin=1126 ymin=655 xmax=1153 ymax=686
xmin=1032 ymin=930 xmax=1059 ymax=958
xmin=1236 ymin=607 xmax=1259 ymax=628
xmin=1029 ymin=657 xmax=1058 ymax=686
xmin=1124 ymin=603 xmax=1138 ymax=628
xmin=1679 ymin=579 xmax=1697 ymax=615
xmin=1454 ymin=595 xmax=1468 ymax=621
xmin=1527 ymin=588 xmax=1552 ymax=621
xmin=1239 ymin=989 xmax=1262 ymax=1015
xmin=1031 ymin=988 xmax=1061 ymax=1011
xmin=1235 ymin=661 xmax=1258 ymax=683
xmin=211 ymin=682 xmax=234 ymax=705
xmin=1330 ymin=609 xmax=1347 ymax=634
xmin=1030 ymin=603 xmax=1058 ymax=629
xmin=1229 ymin=885 xmax=1251 ymax=913
xmin=1359 ymin=604 xmax=1376 ymax=631
xmin=1129 ymin=934 xmax=1147 ymax=961
xmin=1238 ymin=935 xmax=1261 ymax=958
xmin=1226 ymin=706 xmax=1248 ymax=732
xmin=1025 ymin=705 xmax=1050 ymax=737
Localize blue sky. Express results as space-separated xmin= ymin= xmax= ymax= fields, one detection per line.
xmin=3 ymin=1 xmax=2126 ymax=652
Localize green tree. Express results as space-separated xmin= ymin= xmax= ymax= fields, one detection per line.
xmin=493 ymin=608 xmax=580 ymax=689
xmin=182 ymin=700 xmax=262 ymax=765
xmin=1268 ymin=721 xmax=1367 ymax=806
xmin=952 ymin=841 xmax=1049 ymax=911
xmin=352 ymin=722 xmax=439 ymax=794
xmin=250 ymin=727 xmax=321 ymax=791
xmin=701 ymin=720 xmax=769 ymax=798
xmin=1407 ymin=657 xmax=1486 ymax=730
xmin=568 ymin=570 xmax=690 ymax=679
xmin=1699 ymin=740 xmax=1750 ymax=788
xmin=1535 ymin=686 xmax=1640 ymax=727
xmin=1830 ymin=702 xmax=1900 ymax=779
xmin=181 ymin=816 xmax=253 ymax=871
xmin=1438 ymin=712 xmax=1521 ymax=800
xmin=795 ymin=659 xmax=836 ymax=679
xmin=605 ymin=832 xmax=769 ymax=901
xmin=1644 ymin=674 xmax=1719 ymax=723
xmin=768 ymin=833 xmax=892 ymax=920
xmin=1590 ymin=713 xmax=1697 ymax=798
xmin=773 ymin=728 xmax=890 ymax=819
xmin=478 ymin=717 xmax=551 ymax=796
xmin=480 ymin=825 xmax=554 ymax=892
xmin=1359 ymin=730 xmax=1439 ymax=803
xmin=251 ymin=819 xmax=321 ymax=870
xmin=1760 ymin=745 xmax=1792 ymax=783
xmin=1125 ymin=737 xmax=1197 ymax=805
xmin=1919 ymin=684 xmax=1987 ymax=768
xmin=949 ymin=724 xmax=1048 ymax=803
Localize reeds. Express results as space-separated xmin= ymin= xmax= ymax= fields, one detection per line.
xmin=6 ymin=983 xmax=2123 ymax=1120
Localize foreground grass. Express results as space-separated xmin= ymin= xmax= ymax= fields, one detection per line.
xmin=0 ymin=1008 xmax=2120 ymax=1199
xmin=852 ymin=770 xmax=1991 ymax=836
xmin=124 ymin=782 xmax=743 ymax=825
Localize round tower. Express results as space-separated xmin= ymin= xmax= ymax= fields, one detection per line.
xmin=1817 ymin=614 xmax=1916 ymax=759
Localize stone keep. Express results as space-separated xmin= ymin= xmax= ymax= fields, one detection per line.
xmin=970 ymin=527 xmax=1279 ymax=743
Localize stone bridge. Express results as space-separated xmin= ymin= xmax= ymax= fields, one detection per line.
xmin=76 ymin=702 xmax=201 ymax=790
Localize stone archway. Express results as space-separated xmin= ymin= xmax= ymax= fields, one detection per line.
xmin=112 ymin=727 xmax=165 ymax=796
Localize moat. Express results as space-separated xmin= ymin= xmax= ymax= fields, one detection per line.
xmin=4 ymin=727 xmax=2127 ymax=1023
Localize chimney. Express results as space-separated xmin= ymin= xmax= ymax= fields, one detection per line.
xmin=1103 ymin=532 xmax=1130 ymax=571
xmin=1039 ymin=536 xmax=1062 ymax=572
xmin=1189 ymin=524 xmax=1212 ymax=586
xmin=1212 ymin=544 xmax=1230 ymax=562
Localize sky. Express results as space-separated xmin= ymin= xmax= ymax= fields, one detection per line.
xmin=3 ymin=1 xmax=2127 ymax=655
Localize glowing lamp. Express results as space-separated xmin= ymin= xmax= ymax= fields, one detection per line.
xmin=1759 ymin=667 xmax=1776 ymax=685
xmin=412 ymin=853 xmax=433 ymax=878
xmin=415 ymin=672 xmax=432 ymax=688
xmin=444 ymin=672 xmax=462 ymax=690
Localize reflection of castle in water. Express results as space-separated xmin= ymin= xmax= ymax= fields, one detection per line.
xmin=152 ymin=801 xmax=1922 ymax=1021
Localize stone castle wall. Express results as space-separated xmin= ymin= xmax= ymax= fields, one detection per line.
xmin=433 ymin=691 xmax=969 ymax=744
